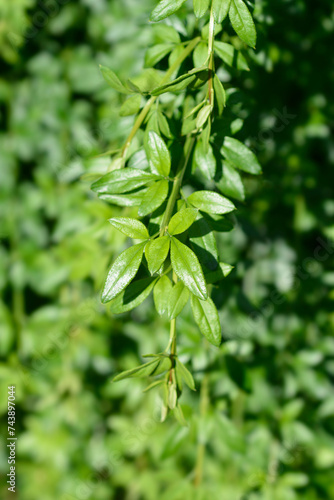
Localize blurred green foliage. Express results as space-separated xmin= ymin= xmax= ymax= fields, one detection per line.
xmin=0 ymin=0 xmax=333 ymax=499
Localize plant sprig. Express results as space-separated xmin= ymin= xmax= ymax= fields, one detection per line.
xmin=92 ymin=0 xmax=261 ymax=422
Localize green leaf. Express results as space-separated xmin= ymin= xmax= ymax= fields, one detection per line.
xmin=147 ymin=131 xmax=171 ymax=176
xmin=212 ymin=0 xmax=231 ymax=23
xmin=176 ymin=360 xmax=196 ymax=391
xmin=91 ymin=168 xmax=158 ymax=195
xmin=193 ymin=41 xmax=208 ymax=68
xmin=151 ymin=73 xmax=197 ymax=96
xmin=119 ymin=94 xmax=142 ymax=116
xmin=99 ymin=65 xmax=130 ymax=94
xmin=216 ymin=160 xmax=245 ymax=201
xmin=229 ymin=0 xmax=257 ymax=48
xmin=150 ymin=0 xmax=187 ymax=22
xmin=167 ymin=281 xmax=189 ymax=319
xmin=102 ymin=242 xmax=146 ymax=303
xmin=168 ymin=208 xmax=198 ymax=235
xmin=113 ymin=359 xmax=160 ymax=382
xmin=157 ymin=111 xmax=172 ymax=138
xmin=214 ymin=41 xmax=249 ymax=71
xmin=110 ymin=277 xmax=157 ymax=314
xmin=193 ymin=140 xmax=216 ymax=179
xmin=193 ymin=0 xmax=210 ymax=19
xmin=196 ymin=104 xmax=212 ymax=129
xmin=98 ymin=191 xmax=147 ymax=207
xmin=129 ymin=68 xmax=165 ymax=93
xmin=203 ymin=213 xmax=234 ymax=232
xmin=109 ymin=217 xmax=149 ymax=240
xmin=188 ymin=190 xmax=236 ymax=214
xmin=170 ymin=237 xmax=208 ymax=300
xmin=152 ymin=24 xmax=181 ymax=44
xmin=191 ymin=295 xmax=221 ymax=347
xmin=213 ymin=75 xmax=226 ymax=115
xmin=189 ymin=216 xmax=219 ymax=271
xmin=221 ymin=136 xmax=262 ymax=175
xmin=145 ymin=236 xmax=170 ymax=274
xmin=154 ymin=275 xmax=173 ymax=315
xmin=204 ymin=261 xmax=234 ymax=283
xmin=145 ymin=44 xmax=174 ymax=67
xmin=138 ymin=179 xmax=169 ymax=216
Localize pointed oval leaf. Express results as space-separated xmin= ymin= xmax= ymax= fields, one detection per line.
xmin=193 ymin=140 xmax=216 ymax=179
xmin=221 ymin=136 xmax=262 ymax=175
xmin=176 ymin=360 xmax=196 ymax=391
xmin=188 ymin=190 xmax=236 ymax=214
xmin=109 ymin=217 xmax=149 ymax=240
xmin=193 ymin=0 xmax=210 ymax=19
xmin=191 ymin=295 xmax=221 ymax=347
xmin=193 ymin=41 xmax=208 ymax=68
xmin=229 ymin=0 xmax=257 ymax=48
xmin=102 ymin=242 xmax=145 ymax=303
xmin=99 ymin=191 xmax=147 ymax=207
xmin=110 ymin=277 xmax=157 ymax=314
xmin=212 ymin=0 xmax=231 ymax=23
xmin=99 ymin=65 xmax=130 ymax=94
xmin=113 ymin=359 xmax=160 ymax=382
xmin=214 ymin=41 xmax=249 ymax=71
xmin=145 ymin=235 xmax=170 ymax=274
xmin=213 ymin=75 xmax=226 ymax=116
xmin=145 ymin=44 xmax=174 ymax=67
xmin=189 ymin=216 xmax=219 ymax=271
xmin=167 ymin=281 xmax=189 ymax=319
xmin=196 ymin=104 xmax=212 ymax=129
xmin=147 ymin=131 xmax=171 ymax=176
xmin=150 ymin=0 xmax=187 ymax=22
xmin=168 ymin=208 xmax=198 ymax=235
xmin=119 ymin=94 xmax=142 ymax=116
xmin=216 ymin=160 xmax=245 ymax=201
xmin=92 ymin=168 xmax=158 ymax=195
xmin=170 ymin=237 xmax=208 ymax=300
xmin=138 ymin=179 xmax=169 ymax=217
xmin=154 ymin=275 xmax=173 ymax=315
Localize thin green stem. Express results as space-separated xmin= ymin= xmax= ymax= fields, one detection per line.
xmin=121 ymin=37 xmax=201 ymax=160
xmin=159 ymin=135 xmax=196 ymax=236
xmin=207 ymin=4 xmax=215 ymax=105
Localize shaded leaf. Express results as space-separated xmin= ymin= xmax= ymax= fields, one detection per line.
xmin=212 ymin=0 xmax=231 ymax=23
xmin=189 ymin=215 xmax=219 ymax=271
xmin=191 ymin=295 xmax=221 ymax=347
xmin=193 ymin=140 xmax=216 ymax=179
xmin=110 ymin=277 xmax=157 ymax=314
xmin=213 ymin=74 xmax=226 ymax=115
xmin=167 ymin=281 xmax=190 ymax=319
xmin=221 ymin=136 xmax=262 ymax=175
xmin=102 ymin=242 xmax=146 ymax=303
xmin=176 ymin=359 xmax=196 ymax=390
xmin=216 ymin=160 xmax=245 ymax=201
xmin=170 ymin=237 xmax=208 ymax=300
xmin=214 ymin=41 xmax=249 ymax=71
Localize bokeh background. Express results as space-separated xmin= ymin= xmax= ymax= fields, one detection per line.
xmin=0 ymin=0 xmax=334 ymax=499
